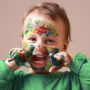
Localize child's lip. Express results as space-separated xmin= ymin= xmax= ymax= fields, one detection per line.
xmin=32 ymin=60 xmax=47 ymax=66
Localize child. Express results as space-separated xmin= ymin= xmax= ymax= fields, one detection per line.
xmin=0 ymin=2 xmax=90 ymax=90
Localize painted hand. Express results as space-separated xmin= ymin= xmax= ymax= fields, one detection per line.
xmin=49 ymin=52 xmax=72 ymax=72
xmin=8 ymin=45 xmax=34 ymax=67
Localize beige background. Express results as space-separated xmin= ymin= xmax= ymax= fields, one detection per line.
xmin=0 ymin=0 xmax=90 ymax=71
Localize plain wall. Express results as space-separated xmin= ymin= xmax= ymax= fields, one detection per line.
xmin=0 ymin=0 xmax=90 ymax=71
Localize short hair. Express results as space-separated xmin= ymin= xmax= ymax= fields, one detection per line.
xmin=22 ymin=2 xmax=71 ymax=41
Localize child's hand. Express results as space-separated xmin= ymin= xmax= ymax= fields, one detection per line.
xmin=49 ymin=52 xmax=72 ymax=72
xmin=8 ymin=45 xmax=34 ymax=68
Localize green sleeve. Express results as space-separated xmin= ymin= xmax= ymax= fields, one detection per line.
xmin=0 ymin=60 xmax=15 ymax=90
xmin=70 ymin=53 xmax=90 ymax=90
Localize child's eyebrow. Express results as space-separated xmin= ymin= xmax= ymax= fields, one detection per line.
xmin=28 ymin=34 xmax=37 ymax=37
xmin=45 ymin=36 xmax=58 ymax=40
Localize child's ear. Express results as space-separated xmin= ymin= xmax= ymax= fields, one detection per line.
xmin=63 ymin=40 xmax=69 ymax=51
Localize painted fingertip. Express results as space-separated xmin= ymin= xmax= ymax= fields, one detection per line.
xmin=60 ymin=55 xmax=65 ymax=59
xmin=51 ymin=48 xmax=59 ymax=54
xmin=60 ymin=55 xmax=65 ymax=62
xmin=8 ymin=49 xmax=15 ymax=58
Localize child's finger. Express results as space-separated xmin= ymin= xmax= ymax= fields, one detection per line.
xmin=8 ymin=48 xmax=22 ymax=58
xmin=49 ymin=64 xmax=64 ymax=72
xmin=49 ymin=66 xmax=59 ymax=72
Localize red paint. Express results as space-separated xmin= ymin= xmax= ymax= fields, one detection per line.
xmin=34 ymin=26 xmax=51 ymax=34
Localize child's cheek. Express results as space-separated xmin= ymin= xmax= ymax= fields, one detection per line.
xmin=22 ymin=40 xmax=29 ymax=49
xmin=22 ymin=30 xmax=34 ymax=49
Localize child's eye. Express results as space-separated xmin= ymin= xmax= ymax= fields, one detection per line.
xmin=28 ymin=37 xmax=37 ymax=41
xmin=45 ymin=39 xmax=55 ymax=44
xmin=46 ymin=39 xmax=53 ymax=42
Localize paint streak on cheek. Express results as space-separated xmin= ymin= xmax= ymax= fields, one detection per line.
xmin=22 ymin=32 xmax=33 ymax=49
xmin=22 ymin=40 xmax=29 ymax=49
xmin=22 ymin=38 xmax=36 ymax=51
xmin=45 ymin=46 xmax=59 ymax=55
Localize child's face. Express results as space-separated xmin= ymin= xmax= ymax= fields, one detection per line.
xmin=22 ymin=12 xmax=68 ymax=72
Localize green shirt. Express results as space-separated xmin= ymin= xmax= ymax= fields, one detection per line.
xmin=0 ymin=53 xmax=90 ymax=90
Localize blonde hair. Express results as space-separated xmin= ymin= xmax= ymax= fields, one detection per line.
xmin=22 ymin=2 xmax=71 ymax=41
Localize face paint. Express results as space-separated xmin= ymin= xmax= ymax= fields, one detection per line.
xmin=22 ymin=40 xmax=28 ymax=48
xmin=24 ymin=18 xmax=58 ymax=37
xmin=22 ymin=41 xmax=60 ymax=72
xmin=32 ymin=47 xmax=59 ymax=72
xmin=22 ymin=18 xmax=60 ymax=72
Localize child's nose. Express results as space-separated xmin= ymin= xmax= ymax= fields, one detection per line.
xmin=36 ymin=41 xmax=46 ymax=52
xmin=38 ymin=44 xmax=45 ymax=49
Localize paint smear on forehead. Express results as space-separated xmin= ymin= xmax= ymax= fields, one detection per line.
xmin=24 ymin=18 xmax=58 ymax=37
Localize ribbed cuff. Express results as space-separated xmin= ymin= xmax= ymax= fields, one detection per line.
xmin=0 ymin=60 xmax=15 ymax=80
xmin=69 ymin=53 xmax=87 ymax=74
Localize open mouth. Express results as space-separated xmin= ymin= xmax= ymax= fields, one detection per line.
xmin=30 ymin=52 xmax=49 ymax=70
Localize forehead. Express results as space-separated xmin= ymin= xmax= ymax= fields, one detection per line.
xmin=24 ymin=12 xmax=54 ymax=29
xmin=24 ymin=12 xmax=65 ymax=37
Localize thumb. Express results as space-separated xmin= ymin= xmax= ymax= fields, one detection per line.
xmin=49 ymin=66 xmax=59 ymax=72
xmin=49 ymin=63 xmax=64 ymax=72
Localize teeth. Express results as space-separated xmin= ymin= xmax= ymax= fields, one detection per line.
xmin=36 ymin=56 xmax=44 ymax=57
